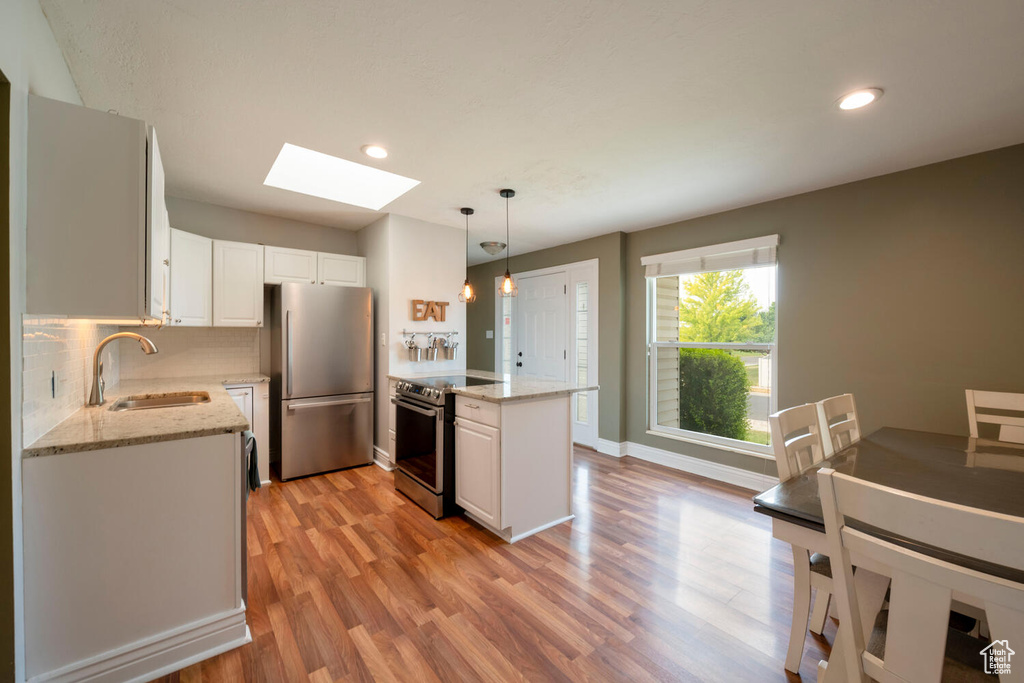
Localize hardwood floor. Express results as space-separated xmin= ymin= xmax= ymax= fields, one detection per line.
xmin=154 ymin=449 xmax=832 ymax=682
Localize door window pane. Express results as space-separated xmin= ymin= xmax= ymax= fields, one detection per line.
xmin=575 ymin=282 xmax=588 ymax=423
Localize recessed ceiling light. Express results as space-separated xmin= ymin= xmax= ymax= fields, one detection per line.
xmin=361 ymin=144 xmax=388 ymax=159
xmin=264 ymin=143 xmax=419 ymax=211
xmin=836 ymin=88 xmax=884 ymax=110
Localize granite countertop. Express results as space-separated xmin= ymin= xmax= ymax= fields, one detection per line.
xmin=22 ymin=374 xmax=269 ymax=458
xmin=387 ymin=369 xmax=598 ymax=404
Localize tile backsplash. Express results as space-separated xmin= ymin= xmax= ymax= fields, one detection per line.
xmin=117 ymin=326 xmax=260 ymax=380
xmin=22 ymin=318 xmax=121 ymax=447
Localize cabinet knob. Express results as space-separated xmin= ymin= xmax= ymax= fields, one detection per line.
xmin=311 ymin=280 xmax=315 ymax=283
xmin=163 ymin=259 xmax=169 ymax=266
xmin=175 ymin=318 xmax=181 ymax=324
xmin=320 ymin=281 xmax=324 ymax=285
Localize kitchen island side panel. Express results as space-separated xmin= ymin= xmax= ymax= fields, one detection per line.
xmin=501 ymin=395 xmax=573 ymax=540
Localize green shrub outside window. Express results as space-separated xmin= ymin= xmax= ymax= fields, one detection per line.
xmin=678 ymin=348 xmax=751 ymax=441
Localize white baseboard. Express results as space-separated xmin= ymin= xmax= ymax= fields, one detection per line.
xmin=260 ymin=479 xmax=272 ymax=487
xmin=373 ymin=446 xmax=395 ymax=471
xmin=592 ymin=440 xmax=777 ymax=492
xmin=595 ymin=438 xmax=625 ymax=457
xmin=30 ymin=607 xmax=249 ymax=683
xmin=509 ymin=514 xmax=575 ymax=543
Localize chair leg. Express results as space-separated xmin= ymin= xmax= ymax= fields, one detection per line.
xmin=786 ymin=545 xmax=812 ymax=674
xmin=809 ymin=588 xmax=831 ymax=635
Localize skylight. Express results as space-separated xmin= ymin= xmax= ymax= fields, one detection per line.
xmin=263 ymin=143 xmax=420 ymax=211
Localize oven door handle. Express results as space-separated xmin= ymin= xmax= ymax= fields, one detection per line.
xmin=391 ymin=397 xmax=439 ymax=417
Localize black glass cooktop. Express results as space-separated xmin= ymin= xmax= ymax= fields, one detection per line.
xmin=413 ymin=375 xmax=504 ymax=390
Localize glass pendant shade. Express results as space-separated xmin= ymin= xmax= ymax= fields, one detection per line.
xmin=499 ymin=270 xmax=518 ymax=297
xmin=458 ymin=207 xmax=476 ymax=303
xmin=498 ymin=189 xmax=517 ymax=298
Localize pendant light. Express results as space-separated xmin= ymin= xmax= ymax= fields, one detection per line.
xmin=498 ymin=189 xmax=518 ymax=297
xmin=458 ymin=207 xmax=476 ymax=303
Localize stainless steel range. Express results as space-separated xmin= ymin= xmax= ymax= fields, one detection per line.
xmin=392 ymin=375 xmax=503 ymax=518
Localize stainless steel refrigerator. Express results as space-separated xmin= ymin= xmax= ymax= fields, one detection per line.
xmin=270 ymin=283 xmax=373 ymax=480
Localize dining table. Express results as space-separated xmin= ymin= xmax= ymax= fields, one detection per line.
xmin=753 ymin=426 xmax=1024 ymax=681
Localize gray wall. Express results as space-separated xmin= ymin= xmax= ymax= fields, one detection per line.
xmin=166 ymin=196 xmax=359 ymax=255
xmin=356 ymin=215 xmax=391 ymax=456
xmin=467 ymin=232 xmax=627 ymax=442
xmin=468 ymin=143 xmax=1024 ymax=477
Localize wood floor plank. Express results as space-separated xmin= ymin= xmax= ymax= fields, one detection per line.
xmin=154 ymin=448 xmax=831 ymax=682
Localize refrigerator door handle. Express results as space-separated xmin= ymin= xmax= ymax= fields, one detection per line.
xmin=285 ymin=309 xmax=293 ymax=396
xmin=288 ymin=397 xmax=372 ymax=410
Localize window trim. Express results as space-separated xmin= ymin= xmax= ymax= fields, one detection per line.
xmin=645 ymin=248 xmax=779 ymax=459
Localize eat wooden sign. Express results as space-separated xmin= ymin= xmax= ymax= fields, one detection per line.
xmin=412 ymin=300 xmax=449 ymax=322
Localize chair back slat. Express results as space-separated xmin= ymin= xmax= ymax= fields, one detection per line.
xmin=819 ymin=466 xmax=1024 ymax=683
xmin=816 ymin=393 xmax=861 ymax=456
xmin=966 ymin=389 xmax=1024 ymax=441
xmin=769 ymin=404 xmax=826 ymax=482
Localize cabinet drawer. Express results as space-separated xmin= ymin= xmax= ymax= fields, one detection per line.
xmin=455 ymin=396 xmax=500 ymax=428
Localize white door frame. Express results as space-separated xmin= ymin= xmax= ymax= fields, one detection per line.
xmin=494 ymin=259 xmax=599 ymax=448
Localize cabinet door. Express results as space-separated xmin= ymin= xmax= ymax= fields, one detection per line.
xmin=169 ymin=229 xmax=212 ymax=326
xmin=264 ymin=246 xmax=318 ymax=285
xmin=213 ymin=240 xmax=264 ymax=326
xmin=317 ymin=253 xmax=365 ymax=287
xmin=455 ymin=418 xmax=501 ymax=528
xmin=27 ymin=95 xmax=148 ymax=320
xmin=226 ymin=387 xmax=254 ymax=426
xmin=147 ymin=127 xmax=170 ymax=321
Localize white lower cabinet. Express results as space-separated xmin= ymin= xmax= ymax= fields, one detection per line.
xmin=454 ymin=417 xmax=501 ymax=529
xmin=226 ymin=383 xmax=270 ymax=484
xmin=455 ymin=395 xmax=573 ymax=543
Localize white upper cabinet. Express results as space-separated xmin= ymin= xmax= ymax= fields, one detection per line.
xmin=146 ymin=128 xmax=170 ymax=321
xmin=318 ymin=253 xmax=365 ymax=287
xmin=264 ymin=246 xmax=318 ymax=285
xmin=169 ymin=228 xmax=212 ymax=326
xmin=27 ymin=95 xmax=167 ymax=321
xmin=213 ymin=240 xmax=264 ymax=327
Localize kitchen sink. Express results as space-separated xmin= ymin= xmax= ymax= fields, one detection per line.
xmin=109 ymin=392 xmax=211 ymax=411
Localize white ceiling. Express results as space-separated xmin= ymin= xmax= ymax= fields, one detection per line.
xmin=40 ymin=0 xmax=1024 ymax=264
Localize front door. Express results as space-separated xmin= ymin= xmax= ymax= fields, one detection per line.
xmin=514 ymin=272 xmax=567 ymax=380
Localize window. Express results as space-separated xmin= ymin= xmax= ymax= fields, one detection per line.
xmin=501 ymin=296 xmax=513 ymax=376
xmin=575 ymin=282 xmax=589 ymax=423
xmin=644 ymin=236 xmax=778 ymax=456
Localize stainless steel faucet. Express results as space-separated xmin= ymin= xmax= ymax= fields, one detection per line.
xmin=88 ymin=332 xmax=159 ymax=406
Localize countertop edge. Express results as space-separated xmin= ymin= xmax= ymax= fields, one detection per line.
xmin=451 ymin=384 xmax=599 ymax=404
xmin=23 ymin=423 xmax=249 ymax=458
xmin=22 ymin=375 xmax=265 ymax=459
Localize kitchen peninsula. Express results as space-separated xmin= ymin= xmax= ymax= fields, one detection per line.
xmin=388 ymin=370 xmax=597 ymax=542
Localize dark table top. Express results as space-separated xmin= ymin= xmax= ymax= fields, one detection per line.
xmin=753 ymin=427 xmax=1024 ymax=582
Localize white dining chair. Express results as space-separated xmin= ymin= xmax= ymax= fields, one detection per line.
xmin=770 ymin=404 xmax=834 ymax=673
xmin=817 ymin=393 xmax=861 ymax=457
xmin=966 ymin=389 xmax=1024 ymax=444
xmin=818 ymin=467 xmax=1024 ymax=683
